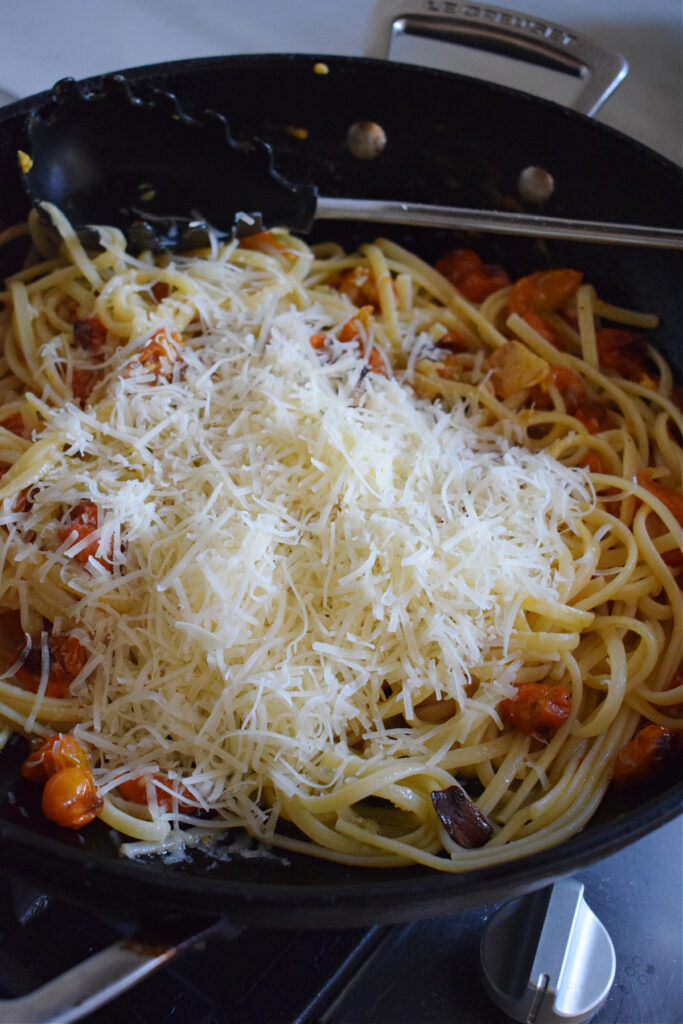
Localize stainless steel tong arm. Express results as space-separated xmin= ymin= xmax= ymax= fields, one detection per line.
xmin=315 ymin=197 xmax=683 ymax=249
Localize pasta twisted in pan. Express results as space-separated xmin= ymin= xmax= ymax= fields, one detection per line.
xmin=0 ymin=208 xmax=681 ymax=868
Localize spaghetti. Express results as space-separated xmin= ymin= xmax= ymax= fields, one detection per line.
xmin=0 ymin=207 xmax=681 ymax=869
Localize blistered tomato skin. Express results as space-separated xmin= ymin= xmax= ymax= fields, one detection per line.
xmin=21 ymin=734 xmax=89 ymax=782
xmin=499 ymin=683 xmax=571 ymax=741
xmin=117 ymin=774 xmax=194 ymax=813
xmin=508 ymin=268 xmax=583 ymax=345
xmin=73 ymin=316 xmax=108 ymax=352
xmin=435 ymin=249 xmax=510 ymax=304
xmin=15 ymin=632 xmax=90 ymax=698
xmin=58 ymin=500 xmax=115 ymax=568
xmin=613 ymin=725 xmax=683 ymax=786
xmin=41 ymin=766 xmax=103 ymax=829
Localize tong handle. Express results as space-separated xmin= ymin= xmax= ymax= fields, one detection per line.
xmin=0 ymin=916 xmax=227 ymax=1024
xmin=315 ymin=197 xmax=683 ymax=249
xmin=364 ymin=0 xmax=627 ymax=115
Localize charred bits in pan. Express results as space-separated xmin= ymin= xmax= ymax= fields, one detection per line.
xmin=432 ymin=785 xmax=493 ymax=848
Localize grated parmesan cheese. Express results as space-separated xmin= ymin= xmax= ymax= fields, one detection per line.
xmin=1 ymin=245 xmax=594 ymax=840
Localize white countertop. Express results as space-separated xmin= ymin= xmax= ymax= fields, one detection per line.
xmin=0 ymin=0 xmax=681 ymax=164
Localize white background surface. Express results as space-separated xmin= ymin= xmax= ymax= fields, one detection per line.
xmin=0 ymin=0 xmax=681 ymax=164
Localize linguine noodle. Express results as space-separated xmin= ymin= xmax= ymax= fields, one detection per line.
xmin=0 ymin=208 xmax=680 ymax=869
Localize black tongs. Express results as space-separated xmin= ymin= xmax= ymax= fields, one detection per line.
xmin=21 ymin=76 xmax=683 ymax=253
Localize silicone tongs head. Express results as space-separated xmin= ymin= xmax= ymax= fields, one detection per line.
xmin=22 ymin=76 xmax=317 ymax=250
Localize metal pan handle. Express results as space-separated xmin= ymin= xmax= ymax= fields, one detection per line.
xmin=0 ymin=916 xmax=228 ymax=1024
xmin=364 ymin=0 xmax=627 ymax=116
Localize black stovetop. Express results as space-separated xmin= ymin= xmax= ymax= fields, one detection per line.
xmin=1 ymin=816 xmax=680 ymax=1024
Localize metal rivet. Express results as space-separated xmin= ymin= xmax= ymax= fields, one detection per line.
xmin=517 ymin=166 xmax=555 ymax=203
xmin=346 ymin=122 xmax=387 ymax=160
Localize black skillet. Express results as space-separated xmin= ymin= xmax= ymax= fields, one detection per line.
xmin=0 ymin=1 xmax=681 ymax=946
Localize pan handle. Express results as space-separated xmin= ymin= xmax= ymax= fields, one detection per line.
xmin=0 ymin=915 xmax=230 ymax=1024
xmin=364 ymin=0 xmax=627 ymax=116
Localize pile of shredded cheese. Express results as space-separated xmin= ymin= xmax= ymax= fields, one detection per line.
xmin=5 ymin=248 xmax=593 ymax=843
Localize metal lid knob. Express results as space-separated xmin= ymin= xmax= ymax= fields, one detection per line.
xmin=480 ymin=879 xmax=615 ymax=1024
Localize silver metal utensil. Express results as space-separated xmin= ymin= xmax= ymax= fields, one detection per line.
xmin=22 ymin=76 xmax=683 ymax=253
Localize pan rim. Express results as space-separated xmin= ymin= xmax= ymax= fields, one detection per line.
xmin=0 ymin=781 xmax=679 ymax=925
xmin=1 ymin=52 xmax=682 ymax=184
xmin=0 ymin=51 xmax=681 ymax=927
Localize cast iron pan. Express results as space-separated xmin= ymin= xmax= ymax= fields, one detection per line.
xmin=0 ymin=54 xmax=681 ymax=929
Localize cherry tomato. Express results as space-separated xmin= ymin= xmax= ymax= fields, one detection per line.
xmin=58 ymin=500 xmax=113 ymax=568
xmin=117 ymin=774 xmax=193 ymax=813
xmin=73 ymin=316 xmax=108 ymax=352
xmin=499 ymin=683 xmax=571 ymax=740
xmin=508 ymin=268 xmax=582 ymax=345
xmin=435 ymin=249 xmax=510 ymax=304
xmin=22 ymin=734 xmax=89 ymax=783
xmin=41 ymin=766 xmax=103 ymax=829
xmin=14 ymin=632 xmax=89 ymax=698
xmin=636 ymin=469 xmax=683 ymax=526
xmin=613 ymin=724 xmax=683 ymax=786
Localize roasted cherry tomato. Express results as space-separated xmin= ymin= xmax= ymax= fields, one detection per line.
xmin=499 ymin=683 xmax=571 ymax=740
xmin=22 ymin=734 xmax=90 ymax=782
xmin=58 ymin=500 xmax=113 ymax=568
xmin=14 ymin=632 xmax=89 ymax=698
xmin=41 ymin=766 xmax=103 ymax=829
xmin=596 ymin=328 xmax=652 ymax=382
xmin=613 ymin=724 xmax=683 ymax=786
xmin=635 ymin=469 xmax=683 ymax=526
xmin=117 ymin=774 xmax=193 ymax=813
xmin=508 ymin=268 xmax=582 ymax=345
xmin=435 ymin=249 xmax=510 ymax=304
xmin=73 ymin=316 xmax=108 ymax=352
xmin=529 ymin=366 xmax=609 ymax=434
xmin=0 ymin=412 xmax=31 ymax=439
